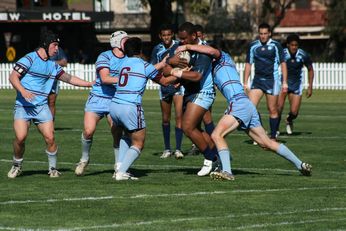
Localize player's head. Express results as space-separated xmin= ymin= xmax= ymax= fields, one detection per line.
xmin=124 ymin=37 xmax=142 ymax=57
xmin=110 ymin=31 xmax=128 ymax=50
xmin=159 ymin=24 xmax=174 ymax=47
xmin=39 ymin=30 xmax=60 ymax=58
xmin=194 ymin=24 xmax=205 ymax=40
xmin=286 ymin=34 xmax=300 ymax=54
xmin=258 ymin=22 xmax=271 ymax=44
xmin=178 ymin=22 xmax=197 ymax=45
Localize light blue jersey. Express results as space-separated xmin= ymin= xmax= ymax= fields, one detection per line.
xmin=91 ymin=50 xmax=125 ymax=98
xmin=13 ymin=51 xmax=64 ymax=107
xmin=112 ymin=57 xmax=159 ymax=105
xmin=213 ymin=51 xmax=247 ymax=103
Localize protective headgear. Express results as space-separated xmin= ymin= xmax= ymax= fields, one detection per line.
xmin=39 ymin=31 xmax=60 ymax=57
xmin=110 ymin=31 xmax=128 ymax=49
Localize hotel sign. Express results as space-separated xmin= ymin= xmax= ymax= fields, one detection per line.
xmin=0 ymin=11 xmax=114 ymax=22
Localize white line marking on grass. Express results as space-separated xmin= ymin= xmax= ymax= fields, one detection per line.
xmin=2 ymin=207 xmax=345 ymax=231
xmin=1 ymin=186 xmax=346 ymax=205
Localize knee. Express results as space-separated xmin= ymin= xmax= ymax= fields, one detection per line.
xmin=210 ymin=132 xmax=220 ymax=144
xmin=44 ymin=134 xmax=55 ymax=146
xmin=83 ymin=129 xmax=94 ymax=139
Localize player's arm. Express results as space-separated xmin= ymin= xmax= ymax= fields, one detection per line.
xmin=176 ymin=44 xmax=221 ymax=59
xmin=306 ymin=65 xmax=314 ymax=98
xmin=58 ymin=72 xmax=94 ymax=87
xmin=243 ymin=63 xmax=252 ymax=91
xmin=9 ymin=70 xmax=35 ymax=102
xmin=281 ymin=61 xmax=288 ymax=93
xmin=167 ymin=53 xmax=189 ymax=69
xmin=163 ymin=64 xmax=201 ymax=82
xmin=99 ymin=68 xmax=118 ymax=85
xmin=152 ymin=73 xmax=178 ymax=87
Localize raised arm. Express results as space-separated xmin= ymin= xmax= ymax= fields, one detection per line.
xmin=176 ymin=44 xmax=221 ymax=59
xmin=58 ymin=72 xmax=94 ymax=87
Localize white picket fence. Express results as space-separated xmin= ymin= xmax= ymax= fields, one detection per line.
xmin=0 ymin=63 xmax=345 ymax=90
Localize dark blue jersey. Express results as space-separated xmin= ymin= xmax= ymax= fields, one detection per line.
xmin=150 ymin=40 xmax=180 ymax=64
xmin=284 ymin=48 xmax=312 ymax=84
xmin=246 ymin=38 xmax=285 ymax=81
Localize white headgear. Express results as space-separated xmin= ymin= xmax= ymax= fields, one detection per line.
xmin=110 ymin=31 xmax=128 ymax=48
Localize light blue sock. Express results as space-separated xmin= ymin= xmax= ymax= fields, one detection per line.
xmin=277 ymin=144 xmax=302 ymax=169
xmin=46 ymin=148 xmax=58 ymax=170
xmin=117 ymin=136 xmax=131 ymax=170
xmin=81 ymin=133 xmax=92 ymax=161
xmin=218 ymin=149 xmax=232 ymax=174
xmin=118 ymin=146 xmax=140 ymax=173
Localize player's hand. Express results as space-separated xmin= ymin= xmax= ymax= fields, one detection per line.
xmin=282 ymin=82 xmax=288 ymax=93
xmin=175 ymin=45 xmax=187 ymax=54
xmin=21 ymin=90 xmax=35 ymax=103
xmin=306 ymin=87 xmax=312 ymax=98
xmin=243 ymin=83 xmax=248 ymax=93
xmin=168 ymin=54 xmax=189 ymax=69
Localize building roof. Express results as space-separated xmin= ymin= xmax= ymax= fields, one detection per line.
xmin=280 ymin=9 xmax=326 ymax=27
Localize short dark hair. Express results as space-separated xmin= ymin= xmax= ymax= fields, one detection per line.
xmin=178 ymin=22 xmax=196 ymax=35
xmin=124 ymin=37 xmax=142 ymax=57
xmin=287 ymin=34 xmax=300 ymax=44
xmin=258 ymin=23 xmax=271 ymax=32
xmin=194 ymin=24 xmax=204 ymax=33
xmin=159 ymin=24 xmax=174 ymax=33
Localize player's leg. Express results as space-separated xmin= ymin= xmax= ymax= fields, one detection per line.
xmin=277 ymin=91 xmax=288 ymax=133
xmin=203 ymin=108 xmax=215 ymax=136
xmin=247 ymin=89 xmax=264 ymax=107
xmin=173 ymin=94 xmax=184 ymax=159
xmin=265 ymin=94 xmax=280 ymax=140
xmin=286 ymin=93 xmax=302 ymax=135
xmin=160 ymin=98 xmax=172 ymax=158
xmin=37 ymin=120 xmax=60 ymax=177
xmin=8 ymin=119 xmax=30 ymax=178
xmin=248 ymin=126 xmax=311 ymax=176
xmin=107 ymin=115 xmax=123 ymax=172
xmin=210 ymin=115 xmax=239 ymax=180
xmin=48 ymin=93 xmax=57 ymax=119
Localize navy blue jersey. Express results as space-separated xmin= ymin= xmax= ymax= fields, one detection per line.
xmin=246 ymin=38 xmax=285 ymax=81
xmin=284 ymin=48 xmax=312 ymax=84
xmin=150 ymin=40 xmax=180 ymax=64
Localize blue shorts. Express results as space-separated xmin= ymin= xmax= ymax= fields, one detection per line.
xmin=85 ymin=94 xmax=112 ymax=118
xmin=14 ymin=104 xmax=53 ymax=125
xmin=251 ymin=77 xmax=281 ymax=95
xmin=109 ymin=102 xmax=145 ymax=132
xmin=50 ymin=80 xmax=60 ymax=95
xmin=184 ymin=91 xmax=215 ymax=110
xmin=159 ymin=85 xmax=184 ymax=102
xmin=287 ymin=79 xmax=304 ymax=96
xmin=225 ymin=98 xmax=262 ymax=130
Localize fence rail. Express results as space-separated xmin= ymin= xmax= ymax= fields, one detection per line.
xmin=0 ymin=63 xmax=345 ymax=90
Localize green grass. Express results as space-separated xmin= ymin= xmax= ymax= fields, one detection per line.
xmin=0 ymin=89 xmax=346 ymax=231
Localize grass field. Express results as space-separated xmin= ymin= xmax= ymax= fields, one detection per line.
xmin=0 ymin=89 xmax=346 ymax=231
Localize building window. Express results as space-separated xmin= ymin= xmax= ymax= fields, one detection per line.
xmin=125 ymin=0 xmax=143 ymax=13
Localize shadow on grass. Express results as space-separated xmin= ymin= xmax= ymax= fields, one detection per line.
xmin=21 ymin=168 xmax=70 ymax=177
xmin=54 ymin=127 xmax=75 ymax=131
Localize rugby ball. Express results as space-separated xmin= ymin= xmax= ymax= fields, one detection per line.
xmin=179 ymin=51 xmax=191 ymax=63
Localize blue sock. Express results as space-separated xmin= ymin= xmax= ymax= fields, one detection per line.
xmin=218 ymin=149 xmax=232 ymax=174
xmin=277 ymin=144 xmax=302 ymax=169
xmin=175 ymin=127 xmax=183 ymax=151
xmin=117 ymin=136 xmax=131 ymax=171
xmin=269 ymin=117 xmax=279 ymax=139
xmin=204 ymin=122 xmax=215 ymax=136
xmin=201 ymin=146 xmax=216 ymax=161
xmin=118 ymin=146 xmax=141 ymax=173
xmin=162 ymin=123 xmax=170 ymax=150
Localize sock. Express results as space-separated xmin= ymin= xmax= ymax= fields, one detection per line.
xmin=287 ymin=112 xmax=298 ymax=124
xmin=269 ymin=117 xmax=279 ymax=139
xmin=201 ymin=146 xmax=216 ymax=161
xmin=117 ymin=136 xmax=131 ymax=171
xmin=46 ymin=148 xmax=58 ymax=170
xmin=114 ymin=147 xmax=119 ymax=169
xmin=12 ymin=157 xmax=23 ymax=166
xmin=118 ymin=146 xmax=141 ymax=173
xmin=162 ymin=123 xmax=171 ymax=150
xmin=81 ymin=133 xmax=92 ymax=162
xmin=218 ymin=149 xmax=232 ymax=174
xmin=175 ymin=127 xmax=183 ymax=151
xmin=277 ymin=144 xmax=302 ymax=169
xmin=204 ymin=122 xmax=215 ymax=136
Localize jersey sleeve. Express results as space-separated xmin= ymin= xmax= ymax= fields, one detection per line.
xmin=95 ymin=52 xmax=110 ymax=72
xmin=150 ymin=46 xmax=159 ymax=64
xmin=276 ymin=42 xmax=285 ymax=63
xmin=144 ymin=61 xmax=159 ymax=80
xmin=13 ymin=53 xmax=34 ymax=76
xmin=303 ymin=51 xmax=313 ymax=69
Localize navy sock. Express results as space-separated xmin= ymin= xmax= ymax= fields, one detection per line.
xmin=162 ymin=123 xmax=170 ymax=150
xmin=201 ymin=146 xmax=216 ymax=161
xmin=175 ymin=127 xmax=183 ymax=151
xmin=204 ymin=122 xmax=215 ymax=136
xmin=269 ymin=117 xmax=279 ymax=139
